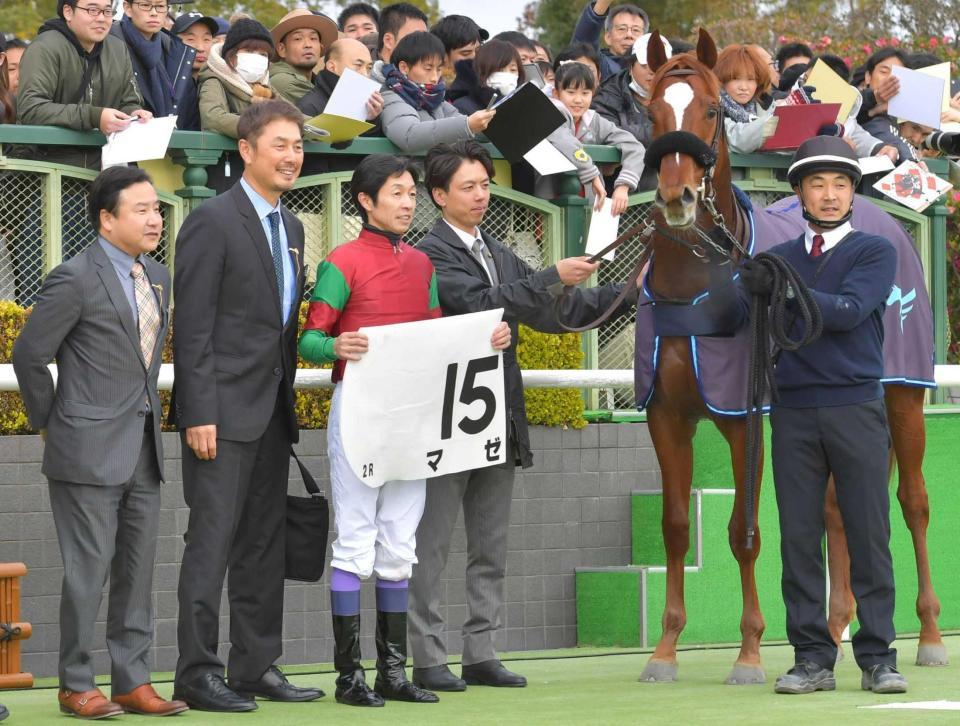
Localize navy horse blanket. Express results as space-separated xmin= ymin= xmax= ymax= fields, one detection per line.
xmin=633 ymin=192 xmax=935 ymax=415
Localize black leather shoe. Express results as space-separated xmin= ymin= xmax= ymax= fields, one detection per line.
xmin=861 ymin=664 xmax=908 ymax=694
xmin=774 ymin=660 xmax=836 ymax=694
xmin=413 ymin=665 xmax=467 ymax=692
xmin=0 ymin=702 xmax=8 ymax=722
xmin=336 ymin=670 xmax=385 ymax=707
xmin=172 ymin=672 xmax=257 ymax=712
xmin=461 ymin=660 xmax=527 ymax=687
xmin=229 ymin=665 xmax=324 ymax=702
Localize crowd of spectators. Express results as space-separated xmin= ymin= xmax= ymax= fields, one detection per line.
xmin=2 ymin=0 xmax=960 ymax=194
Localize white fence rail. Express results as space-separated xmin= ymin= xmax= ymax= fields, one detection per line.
xmin=1 ymin=364 xmax=960 ymax=391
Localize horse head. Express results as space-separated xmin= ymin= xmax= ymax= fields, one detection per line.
xmin=645 ymin=29 xmax=727 ymax=229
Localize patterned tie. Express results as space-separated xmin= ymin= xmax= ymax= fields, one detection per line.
xmin=268 ymin=211 xmax=285 ymax=304
xmin=131 ymin=261 xmax=160 ymax=366
xmin=811 ymin=233 xmax=825 ymax=258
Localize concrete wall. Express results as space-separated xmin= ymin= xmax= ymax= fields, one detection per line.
xmin=0 ymin=423 xmax=660 ymax=680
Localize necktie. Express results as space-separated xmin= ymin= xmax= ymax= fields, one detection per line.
xmin=472 ymin=238 xmax=499 ymax=285
xmin=268 ymin=211 xmax=285 ymax=304
xmin=811 ymin=233 xmax=825 ymax=258
xmin=131 ymin=261 xmax=160 ymax=366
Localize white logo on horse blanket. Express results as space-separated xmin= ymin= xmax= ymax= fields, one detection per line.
xmin=340 ymin=308 xmax=507 ymax=487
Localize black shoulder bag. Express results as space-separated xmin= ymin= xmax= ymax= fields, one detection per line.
xmin=284 ymin=449 xmax=330 ymax=582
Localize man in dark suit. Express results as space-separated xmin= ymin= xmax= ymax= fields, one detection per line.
xmin=171 ymin=100 xmax=321 ymax=711
xmin=409 ymin=140 xmax=637 ymax=691
xmin=13 ymin=166 xmax=185 ymax=719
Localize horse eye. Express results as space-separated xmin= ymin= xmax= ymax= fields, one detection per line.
xmin=706 ymin=108 xmax=718 ymax=120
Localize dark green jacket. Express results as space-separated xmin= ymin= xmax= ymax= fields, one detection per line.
xmin=17 ymin=18 xmax=142 ymax=168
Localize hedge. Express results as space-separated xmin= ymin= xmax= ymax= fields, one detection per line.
xmin=0 ymin=302 xmax=587 ymax=434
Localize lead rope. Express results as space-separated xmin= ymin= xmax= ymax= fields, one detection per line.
xmin=743 ymin=253 xmax=823 ymax=549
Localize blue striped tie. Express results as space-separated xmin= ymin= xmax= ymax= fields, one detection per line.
xmin=268 ymin=211 xmax=285 ymax=306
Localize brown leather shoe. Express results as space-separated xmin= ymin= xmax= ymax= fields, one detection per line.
xmin=58 ymin=688 xmax=123 ymax=720
xmin=112 ymin=684 xmax=190 ymax=716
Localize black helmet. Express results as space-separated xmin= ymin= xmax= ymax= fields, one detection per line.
xmin=787 ymin=135 xmax=862 ymax=188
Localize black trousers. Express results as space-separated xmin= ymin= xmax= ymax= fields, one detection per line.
xmin=770 ymin=398 xmax=896 ymax=671
xmin=175 ymin=400 xmax=292 ymax=684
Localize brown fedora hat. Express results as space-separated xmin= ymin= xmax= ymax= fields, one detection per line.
xmin=271 ymin=9 xmax=338 ymax=50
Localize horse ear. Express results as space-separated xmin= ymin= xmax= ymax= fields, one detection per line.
xmin=647 ymin=30 xmax=668 ymax=73
xmin=696 ymin=27 xmax=717 ymax=69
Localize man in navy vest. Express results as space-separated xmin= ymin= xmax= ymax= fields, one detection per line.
xmin=738 ymin=136 xmax=906 ymax=696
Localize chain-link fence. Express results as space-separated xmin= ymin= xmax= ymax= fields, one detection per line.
xmin=0 ymin=164 xmax=182 ymax=307
xmin=594 ymin=186 xmax=798 ymax=410
xmin=286 ymin=173 xmax=560 ymax=297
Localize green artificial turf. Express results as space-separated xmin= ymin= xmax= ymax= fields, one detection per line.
xmin=2 ymin=637 xmax=958 ymax=725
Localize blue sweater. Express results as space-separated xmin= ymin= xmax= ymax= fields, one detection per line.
xmin=760 ymin=230 xmax=897 ymax=408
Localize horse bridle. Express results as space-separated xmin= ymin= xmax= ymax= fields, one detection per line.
xmin=553 ymin=67 xmax=750 ymax=333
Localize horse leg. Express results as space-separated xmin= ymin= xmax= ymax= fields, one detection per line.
xmin=824 ymin=476 xmax=856 ymax=663
xmin=886 ymin=386 xmax=947 ymax=665
xmin=639 ymin=403 xmax=696 ymax=683
xmin=713 ymin=415 xmax=765 ymax=685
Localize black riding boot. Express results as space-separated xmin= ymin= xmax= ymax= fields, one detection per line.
xmin=332 ymin=614 xmax=384 ymax=707
xmin=374 ymin=611 xmax=439 ymax=703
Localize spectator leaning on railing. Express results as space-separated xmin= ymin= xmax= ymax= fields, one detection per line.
xmin=448 ymin=39 xmax=524 ymax=115
xmin=430 ymin=14 xmax=487 ymax=85
xmin=377 ymin=31 xmax=494 ymax=153
xmin=297 ymin=37 xmax=383 ymax=122
xmin=111 ymin=0 xmax=201 ymax=131
xmin=3 ymin=38 xmax=28 ymax=95
xmin=571 ymin=0 xmax=648 ymax=81
xmin=15 ymin=0 xmax=150 ymax=168
xmin=269 ymin=9 xmax=338 ymax=106
xmin=172 ymin=11 xmax=216 ymax=82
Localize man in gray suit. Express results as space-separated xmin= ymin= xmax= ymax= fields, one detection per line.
xmin=12 ymin=167 xmax=186 ymax=719
xmin=410 ymin=141 xmax=636 ymax=691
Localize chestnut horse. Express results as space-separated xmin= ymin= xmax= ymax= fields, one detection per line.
xmin=636 ymin=29 xmax=946 ymax=684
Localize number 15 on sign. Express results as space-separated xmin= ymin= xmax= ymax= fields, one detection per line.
xmin=340 ymin=309 xmax=507 ymax=487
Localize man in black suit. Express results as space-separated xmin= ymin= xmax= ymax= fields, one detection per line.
xmin=409 ymin=140 xmax=636 ymax=691
xmin=171 ymin=100 xmax=321 ymax=711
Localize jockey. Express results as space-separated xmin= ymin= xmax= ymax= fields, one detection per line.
xmin=739 ymin=136 xmax=907 ymax=696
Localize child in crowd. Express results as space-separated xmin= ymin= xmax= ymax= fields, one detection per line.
xmin=378 ymin=31 xmax=494 ymax=152
xmin=448 ymin=39 xmax=524 ymax=115
xmin=714 ymin=44 xmax=777 ymax=153
xmin=542 ymin=61 xmax=645 ymax=215
xmin=553 ymin=42 xmax=602 ymax=87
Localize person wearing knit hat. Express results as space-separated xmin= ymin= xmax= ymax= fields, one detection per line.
xmin=197 ymin=18 xmax=274 ymax=141
xmin=738 ymin=135 xmax=906 ymax=697
xmin=269 ymin=9 xmax=337 ymax=105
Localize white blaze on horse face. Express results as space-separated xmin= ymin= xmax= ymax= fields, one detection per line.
xmin=663 ymin=81 xmax=694 ymax=132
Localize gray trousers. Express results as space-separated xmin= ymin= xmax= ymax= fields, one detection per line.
xmin=408 ymin=461 xmax=515 ymax=668
xmin=48 ymin=424 xmax=161 ymax=694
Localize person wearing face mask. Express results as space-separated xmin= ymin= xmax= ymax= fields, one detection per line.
xmin=198 ymin=18 xmax=276 ymax=193
xmin=591 ymin=32 xmax=658 ymax=190
xmin=378 ymin=31 xmax=494 ymax=153
xmin=447 ymin=39 xmax=522 ymax=115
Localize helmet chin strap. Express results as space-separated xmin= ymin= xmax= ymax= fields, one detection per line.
xmin=796 ymin=188 xmax=854 ymax=230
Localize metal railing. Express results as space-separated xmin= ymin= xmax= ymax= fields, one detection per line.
xmin=0 ymin=127 xmax=951 ymax=408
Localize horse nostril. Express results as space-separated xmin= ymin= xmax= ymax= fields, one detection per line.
xmin=682 ymin=187 xmax=696 ymax=206
xmin=654 ymin=191 xmax=667 ymax=208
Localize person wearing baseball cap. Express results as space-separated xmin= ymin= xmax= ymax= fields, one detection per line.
xmin=269 ymin=9 xmax=337 ymax=105
xmin=738 ymin=136 xmax=906 ymax=697
xmin=172 ymin=11 xmax=217 ymax=79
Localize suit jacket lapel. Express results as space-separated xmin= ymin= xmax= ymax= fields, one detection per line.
xmin=232 ymin=184 xmax=283 ymax=318
xmin=429 ymin=219 xmax=491 ymax=283
xmin=90 ymin=242 xmax=146 ymax=368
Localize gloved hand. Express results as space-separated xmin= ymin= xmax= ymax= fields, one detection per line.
xmin=801 ymin=85 xmax=820 ymax=103
xmin=739 ymin=259 xmax=774 ymax=295
xmin=817 ymin=122 xmax=845 ymax=137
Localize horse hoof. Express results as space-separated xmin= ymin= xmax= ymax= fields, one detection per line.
xmin=724 ymin=664 xmax=766 ymax=685
xmin=916 ymin=644 xmax=949 ymax=667
xmin=639 ymin=661 xmax=678 ymax=683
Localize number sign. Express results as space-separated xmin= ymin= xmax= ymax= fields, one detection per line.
xmin=339 ymin=309 xmax=507 ymax=487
